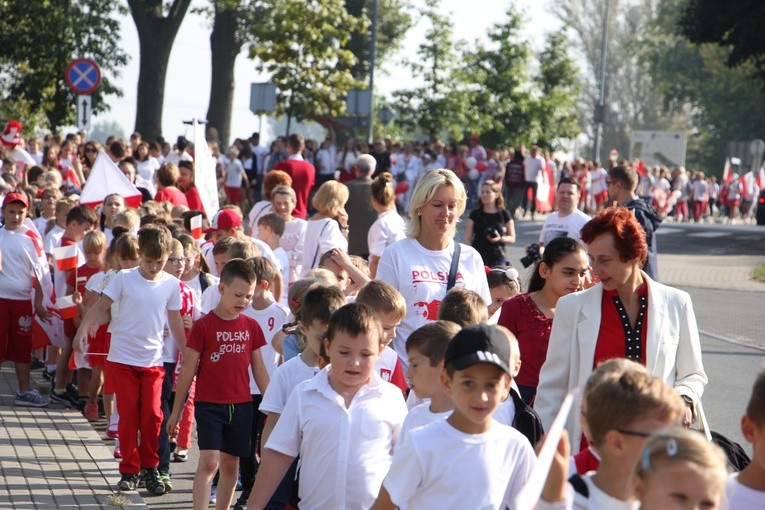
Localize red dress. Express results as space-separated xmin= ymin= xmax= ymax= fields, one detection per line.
xmin=497 ymin=293 xmax=552 ymax=391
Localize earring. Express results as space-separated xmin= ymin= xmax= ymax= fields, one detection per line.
xmin=417 ymin=211 xmax=422 ymax=216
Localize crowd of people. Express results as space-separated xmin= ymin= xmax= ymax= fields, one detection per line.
xmin=0 ymin=118 xmax=763 ymax=510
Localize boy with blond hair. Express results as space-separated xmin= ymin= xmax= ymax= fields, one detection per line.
xmin=356 ymin=280 xmax=407 ymax=393
xmin=256 ymin=213 xmax=290 ymax=304
xmin=726 ymin=369 xmax=765 ymax=506
xmin=373 ymin=324 xmax=535 ymax=510
xmin=539 ymin=360 xmax=686 ymax=509
xmin=438 ymin=287 xmax=489 ymax=326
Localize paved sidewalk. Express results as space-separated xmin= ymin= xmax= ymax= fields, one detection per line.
xmin=0 ymin=362 xmax=147 ymax=509
xmin=660 ymin=254 xmax=765 ymax=293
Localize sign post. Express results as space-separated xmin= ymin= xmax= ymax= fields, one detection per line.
xmin=77 ymin=95 xmax=92 ymax=131
xmin=66 ymin=58 xmax=101 ymax=131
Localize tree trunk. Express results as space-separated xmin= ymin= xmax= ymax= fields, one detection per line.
xmin=206 ymin=5 xmax=242 ymax=150
xmin=128 ymin=0 xmax=192 ymax=142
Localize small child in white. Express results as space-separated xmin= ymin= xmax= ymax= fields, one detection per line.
xmin=373 ymin=324 xmax=536 ymax=510
xmin=247 ymin=303 xmax=407 ymax=510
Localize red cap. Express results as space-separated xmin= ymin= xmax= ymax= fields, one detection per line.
xmin=3 ymin=192 xmax=29 ymax=208
xmin=1 ymin=120 xmax=22 ymax=148
xmin=205 ymin=209 xmax=242 ymax=233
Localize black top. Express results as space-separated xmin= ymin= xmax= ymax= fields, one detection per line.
xmin=469 ymin=207 xmax=512 ymax=267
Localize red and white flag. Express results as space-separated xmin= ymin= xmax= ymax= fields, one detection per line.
xmin=57 ymin=295 xmax=80 ymax=320
xmin=722 ymin=158 xmax=732 ymax=185
xmin=757 ymin=166 xmax=765 ymax=191
xmin=190 ymin=213 xmax=203 ymax=240
xmin=52 ymin=244 xmax=85 ymax=271
xmin=79 ymin=150 xmax=142 ymax=209
xmin=192 ymin=119 xmax=221 ymax=220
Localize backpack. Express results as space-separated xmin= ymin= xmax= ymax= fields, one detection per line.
xmin=710 ymin=430 xmax=751 ymax=472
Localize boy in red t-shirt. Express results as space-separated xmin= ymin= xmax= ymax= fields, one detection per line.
xmin=168 ymin=258 xmax=270 ymax=510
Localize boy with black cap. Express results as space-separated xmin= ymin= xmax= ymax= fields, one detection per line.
xmin=372 ymin=324 xmax=536 ymax=510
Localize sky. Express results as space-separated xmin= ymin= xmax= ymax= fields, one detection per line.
xmin=96 ymin=0 xmax=558 ymax=145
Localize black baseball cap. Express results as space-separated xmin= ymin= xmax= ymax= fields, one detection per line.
xmin=444 ymin=324 xmax=511 ymax=375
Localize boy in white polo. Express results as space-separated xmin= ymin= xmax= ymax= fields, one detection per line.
xmin=247 ymin=303 xmax=407 ymax=510
xmin=372 ymin=324 xmax=536 ymax=510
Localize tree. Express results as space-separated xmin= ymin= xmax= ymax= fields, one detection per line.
xmin=552 ymin=0 xmax=684 ymax=160
xmin=640 ymin=0 xmax=765 ymax=173
xmin=681 ymin=0 xmax=765 ymax=87
xmin=462 ymin=6 xmax=537 ymax=148
xmin=389 ymin=0 xmax=488 ymax=140
xmin=344 ymin=0 xmax=414 ymax=80
xmin=128 ymin=0 xmax=193 ymax=142
xmin=249 ymin=0 xmax=365 ymax=134
xmin=536 ymin=32 xmax=582 ymax=150
xmin=203 ymin=1 xmax=259 ymax=148
xmin=0 ymin=0 xmax=128 ymax=131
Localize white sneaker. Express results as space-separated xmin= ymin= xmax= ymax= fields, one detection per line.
xmin=14 ymin=389 xmax=49 ymax=407
xmin=210 ymin=485 xmax=217 ymax=504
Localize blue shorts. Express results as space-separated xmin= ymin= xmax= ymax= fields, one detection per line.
xmin=195 ymin=401 xmax=253 ymax=457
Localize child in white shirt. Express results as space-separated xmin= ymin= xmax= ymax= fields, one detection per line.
xmin=373 ymin=324 xmax=535 ymax=510
xmin=726 ymin=369 xmax=765 ymax=507
xmin=256 ymin=213 xmax=291 ymax=307
xmin=248 ymin=303 xmax=407 ymax=510
xmin=254 ymin=284 xmax=346 ymax=509
xmin=398 ymin=320 xmax=460 ymax=444
xmin=74 ymin=224 xmax=186 ymax=495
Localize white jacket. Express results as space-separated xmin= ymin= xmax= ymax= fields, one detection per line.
xmin=535 ymin=272 xmax=707 ymax=452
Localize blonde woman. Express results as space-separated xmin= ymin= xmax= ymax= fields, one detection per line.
xmin=300 ymin=180 xmax=349 ymax=275
xmin=376 ymin=168 xmax=491 ymax=370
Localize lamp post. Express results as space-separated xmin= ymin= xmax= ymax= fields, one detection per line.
xmin=367 ymin=0 xmax=379 ymax=144
xmin=593 ymin=0 xmax=610 ymax=163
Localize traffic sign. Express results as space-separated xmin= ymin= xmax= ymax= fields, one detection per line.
xmin=65 ymin=58 xmax=101 ymax=95
xmin=77 ymin=95 xmax=92 ymax=131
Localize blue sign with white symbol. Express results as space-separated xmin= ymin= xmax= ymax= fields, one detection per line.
xmin=65 ymin=58 xmax=101 ymax=95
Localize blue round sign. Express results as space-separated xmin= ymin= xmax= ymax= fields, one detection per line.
xmin=65 ymin=58 xmax=101 ymax=95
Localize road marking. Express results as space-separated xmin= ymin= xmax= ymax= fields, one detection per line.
xmin=700 ymin=329 xmax=765 ymax=353
xmin=656 ymin=227 xmax=684 ymax=235
xmin=688 ymin=232 xmax=729 ymax=238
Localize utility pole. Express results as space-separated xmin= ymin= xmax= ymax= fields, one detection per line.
xmin=366 ymin=0 xmax=379 ymax=144
xmin=593 ymin=0 xmax=610 ymax=163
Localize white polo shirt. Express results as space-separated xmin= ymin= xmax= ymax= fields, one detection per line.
xmin=265 ymin=367 xmax=407 ymax=510
xmin=259 ymin=354 xmax=319 ymax=415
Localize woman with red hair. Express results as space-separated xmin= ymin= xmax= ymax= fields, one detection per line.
xmin=534 ymin=207 xmax=707 ymax=452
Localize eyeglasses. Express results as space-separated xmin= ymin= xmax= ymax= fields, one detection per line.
xmin=85 ymin=147 xmax=97 ymax=153
xmin=167 ymin=257 xmax=185 ymax=267
xmin=616 ymin=428 xmax=652 ymax=438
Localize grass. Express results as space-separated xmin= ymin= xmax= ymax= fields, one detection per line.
xmin=754 ymin=264 xmax=765 ymax=283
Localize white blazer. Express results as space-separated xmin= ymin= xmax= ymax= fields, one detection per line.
xmin=535 ymin=272 xmax=707 ymax=451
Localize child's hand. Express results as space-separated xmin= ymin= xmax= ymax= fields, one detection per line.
xmin=72 ymin=291 xmax=83 ymax=305
xmin=329 ymin=248 xmax=352 ymax=269
xmin=182 ymin=315 xmax=193 ymax=331
xmin=540 ymin=430 xmax=571 ymax=503
xmin=166 ymin=410 xmax=181 ymax=437
xmin=34 ymin=302 xmax=51 ymax=322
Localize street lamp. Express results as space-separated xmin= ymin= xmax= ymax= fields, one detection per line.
xmin=593 ymin=0 xmax=610 ymax=163
xmin=367 ymin=0 xmax=379 ymax=144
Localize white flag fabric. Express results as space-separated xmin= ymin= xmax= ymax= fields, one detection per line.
xmin=79 ymin=150 xmax=142 ymax=209
xmin=514 ymin=392 xmax=576 ymax=510
xmin=192 ymin=119 xmax=220 ymax=220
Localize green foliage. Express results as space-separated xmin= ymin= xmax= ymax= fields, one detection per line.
xmin=536 ymin=33 xmax=582 ymax=150
xmin=249 ymin=0 xmax=367 ymax=121
xmin=389 ymin=0 xmax=492 ymax=140
xmin=344 ymin=0 xmax=414 ymax=80
xmin=681 ymin=0 xmax=765 ymax=87
xmin=388 ymin=3 xmax=581 ymax=149
xmin=639 ymin=0 xmax=765 ymax=174
xmin=0 ymin=0 xmax=128 ymax=131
